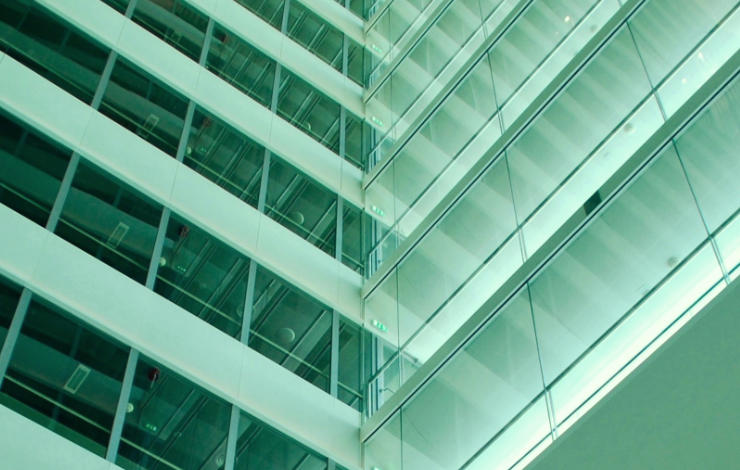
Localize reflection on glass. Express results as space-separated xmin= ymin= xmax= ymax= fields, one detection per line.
xmin=100 ymin=59 xmax=189 ymax=157
xmin=345 ymin=111 xmax=371 ymax=170
xmin=629 ymin=0 xmax=736 ymax=87
xmin=117 ymin=355 xmax=231 ymax=469
xmin=249 ymin=267 xmax=332 ymax=392
xmin=206 ymin=25 xmax=276 ymax=108
xmin=277 ymin=69 xmax=341 ymax=152
xmin=0 ymin=112 xmax=70 ymax=226
xmin=0 ymin=275 xmax=22 ymax=348
xmin=0 ymin=1 xmax=109 ymax=104
xmin=364 ymin=411 xmax=401 ymax=470
xmin=184 ymin=107 xmax=264 ymax=207
xmin=234 ymin=409 xmax=327 ymax=469
xmin=338 ymin=317 xmax=366 ymax=411
xmin=508 ymin=27 xmax=652 ymax=220
xmin=674 ymin=75 xmax=740 ymax=232
xmin=155 ymin=214 xmax=250 ymax=338
xmin=398 ymin=288 xmax=544 ymax=470
xmin=342 ymin=201 xmax=369 ymax=275
xmin=132 ymin=0 xmax=209 ymax=61
xmin=0 ymin=297 xmax=128 ymax=457
xmin=531 ymin=146 xmax=707 ymax=386
xmin=287 ymin=1 xmax=344 ymax=71
xmin=235 ymin=0 xmax=285 ymax=30
xmin=55 ymin=163 xmax=163 ymax=284
xmin=265 ymin=156 xmax=337 ymax=257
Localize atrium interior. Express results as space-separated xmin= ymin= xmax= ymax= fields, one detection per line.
xmin=0 ymin=0 xmax=738 ymax=469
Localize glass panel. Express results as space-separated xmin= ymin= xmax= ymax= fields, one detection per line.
xmin=364 ymin=410 xmax=401 ymax=470
xmin=154 ymin=214 xmax=250 ymax=338
xmin=184 ymin=106 xmax=264 ymax=208
xmin=101 ymin=0 xmax=129 ymax=14
xmin=0 ymin=112 xmax=71 ymax=226
xmin=0 ymin=0 xmax=109 ymax=104
xmin=132 ymin=0 xmax=209 ymax=61
xmin=347 ymin=40 xmax=367 ymax=86
xmin=342 ymin=201 xmax=369 ymax=275
xmin=675 ymin=75 xmax=740 ymax=232
xmin=508 ymin=27 xmax=652 ymax=220
xmin=0 ymin=276 xmax=22 ymax=348
xmin=629 ymin=0 xmax=736 ymax=86
xmin=265 ymin=156 xmax=337 ymax=257
xmin=338 ymin=317 xmax=364 ymax=411
xmin=399 ymin=288 xmax=546 ymax=470
xmin=100 ymin=58 xmax=189 ymax=157
xmin=234 ymin=410 xmax=328 ymax=469
xmin=531 ymin=146 xmax=707 ymax=387
xmin=0 ymin=297 xmax=128 ymax=457
xmin=395 ymin=158 xmax=517 ymax=358
xmin=345 ymin=111 xmax=370 ymax=170
xmin=277 ymin=69 xmax=341 ymax=152
xmin=117 ymin=355 xmax=231 ymax=469
xmin=249 ymin=267 xmax=332 ymax=392
xmin=287 ymin=1 xmax=344 ymax=72
xmin=206 ymin=24 xmax=276 ymax=108
xmin=234 ymin=0 xmax=285 ymax=30
xmin=490 ymin=0 xmax=597 ymax=109
xmin=55 ymin=162 xmax=163 ymax=285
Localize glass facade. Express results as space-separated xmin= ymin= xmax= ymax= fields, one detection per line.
xmin=0 ymin=0 xmax=738 ymax=467
xmin=363 ymin=0 xmax=740 ymax=418
xmin=364 ymin=58 xmax=740 ymax=470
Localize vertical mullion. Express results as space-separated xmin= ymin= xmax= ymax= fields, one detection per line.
xmin=227 ymin=4 xmax=292 ymax=468
xmin=105 ymin=348 xmax=140 ymax=461
xmin=106 ymin=8 xmax=212 ymax=464
xmin=0 ymin=290 xmax=32 ymax=388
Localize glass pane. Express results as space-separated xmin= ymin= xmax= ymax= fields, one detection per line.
xmin=265 ymin=156 xmax=337 ymax=257
xmin=364 ymin=411 xmax=401 ymax=470
xmin=277 ymin=69 xmax=341 ymax=152
xmin=342 ymin=201 xmax=369 ymax=275
xmin=347 ymin=39 xmax=367 ymax=86
xmin=55 ymin=162 xmax=163 ymax=284
xmin=0 ymin=112 xmax=70 ymax=226
xmin=0 ymin=297 xmax=128 ymax=457
xmin=132 ymin=0 xmax=209 ymax=61
xmin=117 ymin=355 xmax=231 ymax=469
xmin=154 ymin=214 xmax=250 ymax=338
xmin=338 ymin=317 xmax=364 ymax=411
xmin=399 ymin=288 xmax=545 ymax=470
xmin=0 ymin=275 xmax=22 ymax=348
xmin=0 ymin=0 xmax=109 ymax=104
xmin=234 ymin=410 xmax=327 ymax=469
xmin=184 ymin=106 xmax=264 ymax=207
xmin=629 ymin=0 xmax=736 ymax=86
xmin=287 ymin=1 xmax=344 ymax=72
xmin=207 ymin=25 xmax=276 ymax=108
xmin=100 ymin=58 xmax=189 ymax=157
xmin=531 ymin=146 xmax=708 ymax=386
xmin=396 ymin=158 xmax=517 ymax=353
xmin=249 ymin=267 xmax=332 ymax=392
xmin=508 ymin=27 xmax=652 ymax=220
xmin=101 ymin=0 xmax=129 ymax=14
xmin=675 ymin=75 xmax=740 ymax=232
xmin=345 ymin=111 xmax=370 ymax=170
xmin=234 ymin=0 xmax=285 ymax=30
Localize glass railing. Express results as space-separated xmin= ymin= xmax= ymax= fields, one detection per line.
xmin=366 ymin=0 xmax=518 ymax=165
xmin=363 ymin=0 xmax=740 ymax=414
xmin=364 ymin=69 xmax=740 ymax=470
